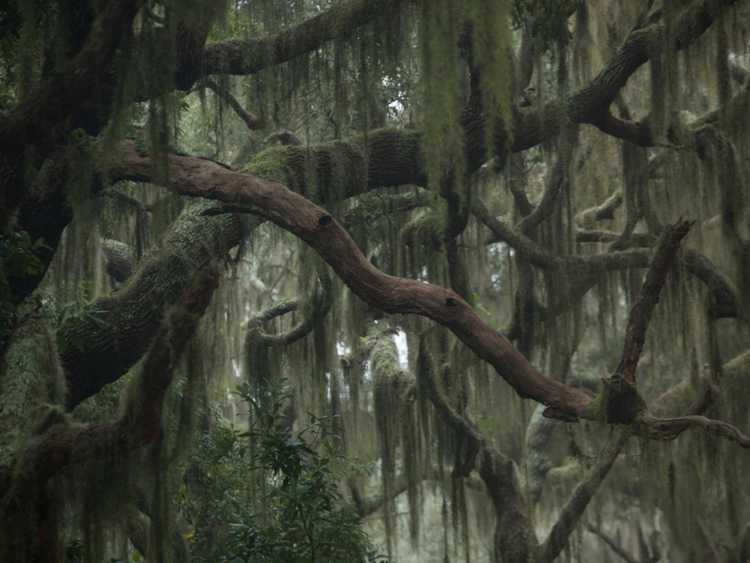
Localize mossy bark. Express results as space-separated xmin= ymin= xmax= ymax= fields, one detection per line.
xmin=58 ymin=200 xmax=242 ymax=408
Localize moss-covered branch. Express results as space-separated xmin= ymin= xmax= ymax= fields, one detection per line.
xmin=472 ymin=198 xmax=654 ymax=274
xmin=593 ymin=55 xmax=750 ymax=148
xmin=576 ymin=190 xmax=624 ymax=226
xmin=416 ymin=337 xmax=538 ymax=562
xmin=0 ymin=0 xmax=144 ymax=230
xmin=0 ymin=266 xmax=218 ymax=560
xmin=58 ymin=201 xmax=243 ymax=408
xmin=109 ymin=141 xmax=596 ymax=420
xmin=474 ymin=199 xmax=741 ymax=319
xmin=539 ymin=430 xmax=632 ymax=563
xmin=246 ymin=272 xmax=333 ymax=347
xmin=105 ymin=141 xmax=750 ymax=450
xmin=200 ymin=0 xmax=407 ymax=78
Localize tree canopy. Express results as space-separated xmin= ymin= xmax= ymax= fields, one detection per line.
xmin=0 ymin=0 xmax=749 ymax=561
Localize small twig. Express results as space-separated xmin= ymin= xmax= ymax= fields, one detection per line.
xmin=585 ymin=524 xmax=640 ymax=563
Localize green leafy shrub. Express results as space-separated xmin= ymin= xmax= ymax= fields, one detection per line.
xmin=183 ymin=378 xmax=387 ymax=563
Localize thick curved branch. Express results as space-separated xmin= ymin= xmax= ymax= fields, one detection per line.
xmin=0 ymin=0 xmax=144 ymax=229
xmin=246 ymin=273 xmax=333 ymax=347
xmin=9 ymin=0 xmax=736 ymax=303
xmin=0 ymin=266 xmax=218 ymax=513
xmin=109 ymin=143 xmax=595 ymax=421
xmin=513 ymin=0 xmax=742 ymax=152
xmin=201 ymin=0 xmax=406 ymax=78
xmin=61 ymin=129 xmax=419 ymax=409
xmin=107 ymin=144 xmax=750 ymax=451
xmin=58 ymin=201 xmax=244 ymax=409
xmin=473 ymin=199 xmax=653 ymax=273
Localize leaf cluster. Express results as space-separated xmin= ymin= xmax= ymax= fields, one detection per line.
xmin=511 ymin=0 xmax=583 ymax=47
xmin=183 ymin=378 xmax=386 ymax=563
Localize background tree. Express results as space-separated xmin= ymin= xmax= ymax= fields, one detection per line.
xmin=0 ymin=0 xmax=749 ymax=561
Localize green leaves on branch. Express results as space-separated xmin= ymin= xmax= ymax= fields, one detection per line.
xmin=511 ymin=0 xmax=583 ymax=46
xmin=185 ymin=378 xmax=385 ymax=563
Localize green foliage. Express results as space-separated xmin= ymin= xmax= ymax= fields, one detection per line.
xmin=244 ymin=146 xmax=295 ymax=185
xmin=511 ymin=0 xmax=583 ymax=46
xmin=183 ymin=378 xmax=385 ymax=563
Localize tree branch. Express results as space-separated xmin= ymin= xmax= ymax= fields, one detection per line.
xmin=105 ymin=138 xmax=750 ymax=445
xmin=58 ymin=201 xmax=244 ymax=409
xmin=474 ymin=200 xmax=740 ymax=319
xmin=203 ymin=78 xmax=265 ymax=131
xmin=108 ymin=142 xmax=595 ymax=421
xmin=472 ymin=198 xmax=654 ymax=273
xmin=638 ymin=412 xmax=750 ymax=448
xmin=539 ymin=429 xmax=632 ymax=563
xmin=0 ymin=265 xmax=218 ymax=524
xmin=417 ymin=334 xmax=538 ymax=561
xmin=200 ymin=0 xmax=407 ymax=79
xmin=0 ymin=0 xmax=145 ymax=229
xmin=513 ymin=0 xmax=742 ymax=153
xmin=246 ymin=272 xmax=333 ymax=347
xmin=616 ymin=220 xmax=693 ymax=385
